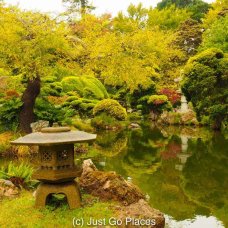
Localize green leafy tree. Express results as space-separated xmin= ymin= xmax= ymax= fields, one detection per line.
xmin=200 ymin=15 xmax=228 ymax=52
xmin=202 ymin=0 xmax=228 ymax=29
xmin=157 ymin=0 xmax=211 ymax=21
xmin=147 ymin=5 xmax=191 ymax=30
xmin=182 ymin=48 xmax=228 ymax=129
xmin=62 ymin=0 xmax=95 ymax=18
xmin=175 ymin=19 xmax=203 ymax=56
xmin=114 ymin=3 xmax=148 ymax=32
xmin=0 ymin=5 xmax=76 ymax=132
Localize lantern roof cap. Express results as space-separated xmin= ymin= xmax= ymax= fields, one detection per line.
xmin=11 ymin=127 xmax=96 ymax=146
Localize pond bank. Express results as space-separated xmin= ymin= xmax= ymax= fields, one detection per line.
xmin=0 ymin=159 xmax=165 ymax=228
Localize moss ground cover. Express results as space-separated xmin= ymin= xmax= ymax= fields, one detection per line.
xmin=0 ymin=191 xmax=116 ymax=228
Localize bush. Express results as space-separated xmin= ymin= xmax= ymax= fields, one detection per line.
xmin=159 ymin=88 xmax=181 ymax=106
xmin=71 ymin=117 xmax=94 ymax=132
xmin=63 ymin=96 xmax=98 ymax=117
xmin=128 ymin=112 xmax=142 ymax=121
xmin=0 ymin=97 xmax=22 ymax=130
xmin=200 ymin=115 xmax=210 ymax=125
xmin=41 ymin=82 xmax=63 ymax=96
xmin=91 ymin=113 xmax=123 ymax=130
xmin=61 ymin=76 xmax=109 ymax=100
xmin=93 ymin=99 xmax=127 ymax=120
xmin=34 ymin=98 xmax=75 ymax=125
xmin=148 ymin=95 xmax=172 ymax=114
xmin=182 ymin=48 xmax=228 ymax=129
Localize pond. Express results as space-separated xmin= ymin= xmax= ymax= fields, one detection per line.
xmin=90 ymin=123 xmax=228 ymax=228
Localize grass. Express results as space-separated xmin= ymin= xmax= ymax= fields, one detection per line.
xmin=0 ymin=191 xmax=117 ymax=228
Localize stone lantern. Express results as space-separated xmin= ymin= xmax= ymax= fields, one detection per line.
xmin=11 ymin=127 xmax=96 ymax=209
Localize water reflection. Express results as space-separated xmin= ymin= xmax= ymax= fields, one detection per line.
xmin=93 ymin=124 xmax=228 ymax=228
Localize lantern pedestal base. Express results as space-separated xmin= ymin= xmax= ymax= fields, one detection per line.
xmin=35 ymin=180 xmax=81 ymax=209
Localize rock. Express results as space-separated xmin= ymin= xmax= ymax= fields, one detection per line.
xmin=0 ymin=179 xmax=6 ymax=184
xmin=158 ymin=110 xmax=199 ymax=126
xmin=30 ymin=120 xmax=49 ymax=132
xmin=0 ymin=186 xmax=5 ymax=197
xmin=159 ymin=111 xmax=181 ymax=125
xmin=81 ymin=159 xmax=98 ymax=175
xmin=2 ymin=180 xmax=14 ymax=187
xmin=180 ymin=110 xmax=199 ymax=125
xmin=79 ymin=159 xmax=145 ymax=205
xmin=33 ymin=190 xmax=37 ymax=198
xmin=4 ymin=188 xmax=19 ymax=197
xmin=116 ymin=199 xmax=165 ymax=228
xmin=128 ymin=123 xmax=141 ymax=129
xmin=0 ymin=179 xmax=20 ymax=198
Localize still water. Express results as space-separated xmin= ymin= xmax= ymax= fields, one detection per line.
xmin=89 ymin=123 xmax=228 ymax=228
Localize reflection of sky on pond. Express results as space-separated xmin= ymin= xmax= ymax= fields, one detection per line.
xmin=165 ymin=215 xmax=224 ymax=228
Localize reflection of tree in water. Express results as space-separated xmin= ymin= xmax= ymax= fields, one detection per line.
xmin=181 ymin=133 xmax=228 ymax=227
xmin=94 ymin=125 xmax=227 ymax=226
xmin=121 ymin=127 xmax=211 ymax=220
xmin=121 ymin=127 xmax=168 ymax=177
xmin=135 ymin=160 xmax=203 ymax=220
xmin=160 ymin=136 xmax=182 ymax=160
xmin=95 ymin=130 xmax=128 ymax=157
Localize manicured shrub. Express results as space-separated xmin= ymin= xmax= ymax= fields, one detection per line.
xmin=182 ymin=48 xmax=228 ymax=129
xmin=0 ymin=97 xmax=22 ymax=130
xmin=42 ymin=82 xmax=63 ymax=96
xmin=61 ymin=76 xmax=109 ymax=100
xmin=159 ymin=88 xmax=181 ymax=106
xmin=91 ymin=113 xmax=123 ymax=130
xmin=128 ymin=112 xmax=142 ymax=121
xmin=147 ymin=95 xmax=172 ymax=115
xmin=42 ymin=76 xmax=57 ymax=83
xmin=63 ymin=96 xmax=98 ymax=116
xmin=93 ymin=99 xmax=127 ymax=120
xmin=71 ymin=117 xmax=94 ymax=132
xmin=34 ymin=98 xmax=75 ymax=125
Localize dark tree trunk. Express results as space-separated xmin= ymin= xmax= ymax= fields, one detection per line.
xmin=19 ymin=77 xmax=41 ymax=133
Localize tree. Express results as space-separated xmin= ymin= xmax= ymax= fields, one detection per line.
xmin=182 ymin=48 xmax=228 ymax=130
xmin=200 ymin=15 xmax=228 ymax=53
xmin=0 ymin=5 xmax=76 ymax=132
xmin=175 ymin=19 xmax=203 ymax=56
xmin=147 ymin=5 xmax=191 ymax=30
xmin=157 ymin=0 xmax=211 ymax=21
xmin=114 ymin=3 xmax=148 ymax=33
xmin=62 ymin=0 xmax=94 ymax=18
xmin=202 ymin=0 xmax=228 ymax=29
xmin=71 ymin=12 xmax=184 ymax=93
